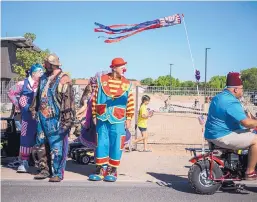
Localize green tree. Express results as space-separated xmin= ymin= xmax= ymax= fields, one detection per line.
xmin=24 ymin=33 xmax=36 ymax=42
xmin=71 ymin=79 xmax=76 ymax=85
xmin=180 ymin=81 xmax=196 ymax=87
xmin=13 ymin=33 xmax=50 ymax=79
xmin=141 ymin=77 xmax=154 ymax=86
xmin=208 ymin=75 xmax=226 ymax=89
xmin=241 ymin=67 xmax=257 ymax=90
xmin=155 ymin=75 xmax=170 ymax=86
xmin=174 ymin=78 xmax=181 ymax=87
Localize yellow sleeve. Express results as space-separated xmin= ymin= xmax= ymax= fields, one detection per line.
xmin=140 ymin=105 xmax=147 ymax=118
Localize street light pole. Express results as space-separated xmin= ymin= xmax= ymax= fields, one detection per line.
xmin=169 ymin=64 xmax=173 ymax=90
xmin=204 ymin=48 xmax=211 ymax=97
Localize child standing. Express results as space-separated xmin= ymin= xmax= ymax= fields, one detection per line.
xmin=133 ymin=95 xmax=153 ymax=152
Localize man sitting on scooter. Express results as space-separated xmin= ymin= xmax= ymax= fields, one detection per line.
xmin=204 ymin=72 xmax=257 ymax=180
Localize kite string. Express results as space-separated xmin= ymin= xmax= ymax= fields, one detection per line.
xmin=182 ymin=15 xmax=199 ymax=97
xmin=182 ymin=15 xmax=205 ymax=154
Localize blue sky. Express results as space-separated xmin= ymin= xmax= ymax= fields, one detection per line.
xmin=2 ymin=1 xmax=257 ymax=81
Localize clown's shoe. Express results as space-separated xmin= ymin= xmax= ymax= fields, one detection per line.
xmin=89 ymin=165 xmax=107 ymax=181
xmin=104 ymin=166 xmax=117 ymax=182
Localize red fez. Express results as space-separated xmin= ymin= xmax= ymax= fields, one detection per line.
xmin=226 ymin=72 xmax=243 ymax=87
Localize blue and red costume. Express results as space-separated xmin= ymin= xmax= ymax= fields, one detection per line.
xmin=89 ymin=60 xmax=134 ymax=182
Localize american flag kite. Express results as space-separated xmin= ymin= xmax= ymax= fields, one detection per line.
xmin=95 ymin=13 xmax=182 ymax=43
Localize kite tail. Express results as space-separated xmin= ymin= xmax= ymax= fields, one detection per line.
xmin=104 ymin=24 xmax=161 ymax=43
xmin=95 ymin=23 xmax=138 ymax=34
xmin=95 ymin=13 xmax=182 ymax=43
xmin=94 ymin=20 xmax=159 ymax=35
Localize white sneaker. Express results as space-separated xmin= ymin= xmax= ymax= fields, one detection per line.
xmin=17 ymin=160 xmax=29 ymax=173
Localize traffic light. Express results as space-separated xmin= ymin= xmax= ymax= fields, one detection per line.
xmin=195 ymin=70 xmax=200 ymax=81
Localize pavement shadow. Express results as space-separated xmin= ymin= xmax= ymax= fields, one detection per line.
xmin=244 ymin=186 xmax=257 ymax=193
xmin=146 ymin=172 xmax=195 ymax=194
xmin=65 ymin=159 xmax=129 ymax=179
xmin=65 ymin=159 xmax=96 ymax=177
xmin=147 ymin=172 xmax=255 ymax=195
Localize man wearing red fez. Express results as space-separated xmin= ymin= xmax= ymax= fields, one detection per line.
xmin=204 ymin=72 xmax=257 ymax=180
xmin=89 ymin=58 xmax=134 ymax=182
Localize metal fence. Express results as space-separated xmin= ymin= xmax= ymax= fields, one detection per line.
xmin=138 ymin=85 xmax=257 ymax=105
xmin=1 ymin=80 xmax=16 ymax=103
xmin=142 ymin=86 xmax=222 ymax=96
xmin=133 ymin=86 xmax=257 ymax=146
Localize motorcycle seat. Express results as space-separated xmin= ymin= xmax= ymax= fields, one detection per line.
xmin=208 ymin=142 xmax=233 ymax=151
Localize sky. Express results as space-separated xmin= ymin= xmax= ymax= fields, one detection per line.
xmin=1 ymin=1 xmax=257 ymax=81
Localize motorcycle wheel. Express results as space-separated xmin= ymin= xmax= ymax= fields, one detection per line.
xmin=188 ymin=160 xmax=223 ymax=195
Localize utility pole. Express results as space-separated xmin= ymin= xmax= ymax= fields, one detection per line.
xmin=169 ymin=64 xmax=173 ymax=90
xmin=204 ymin=48 xmax=211 ymax=97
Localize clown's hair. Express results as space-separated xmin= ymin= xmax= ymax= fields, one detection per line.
xmin=29 ymin=63 xmax=43 ymax=76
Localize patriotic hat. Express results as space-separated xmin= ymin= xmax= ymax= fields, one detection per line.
xmin=89 ymin=71 xmax=108 ymax=85
xmin=110 ymin=58 xmax=127 ymax=68
xmin=89 ymin=76 xmax=97 ymax=85
xmin=226 ymin=72 xmax=243 ymax=87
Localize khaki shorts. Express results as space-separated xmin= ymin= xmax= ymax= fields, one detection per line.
xmin=207 ymin=129 xmax=256 ymax=150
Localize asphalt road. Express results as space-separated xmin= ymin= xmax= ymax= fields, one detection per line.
xmin=1 ymin=180 xmax=256 ymax=202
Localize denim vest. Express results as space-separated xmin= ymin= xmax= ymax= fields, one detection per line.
xmin=38 ymin=73 xmax=63 ymax=135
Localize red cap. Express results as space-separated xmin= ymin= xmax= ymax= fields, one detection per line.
xmin=110 ymin=58 xmax=127 ymax=68
xmin=226 ymin=72 xmax=243 ymax=87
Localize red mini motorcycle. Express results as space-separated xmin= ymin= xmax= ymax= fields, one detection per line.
xmin=185 ymin=139 xmax=257 ymax=195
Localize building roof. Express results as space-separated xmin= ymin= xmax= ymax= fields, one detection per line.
xmin=74 ymin=79 xmax=89 ymax=85
xmin=0 ymin=36 xmax=41 ymax=52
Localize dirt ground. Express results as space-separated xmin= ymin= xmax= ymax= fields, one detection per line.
xmin=1 ymin=96 xmax=207 ymax=146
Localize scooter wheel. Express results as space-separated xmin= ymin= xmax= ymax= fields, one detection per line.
xmin=80 ymin=154 xmax=90 ymax=165
xmin=188 ymin=160 xmax=223 ymax=195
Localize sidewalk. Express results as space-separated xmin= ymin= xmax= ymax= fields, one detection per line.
xmin=1 ymin=145 xmax=193 ymax=183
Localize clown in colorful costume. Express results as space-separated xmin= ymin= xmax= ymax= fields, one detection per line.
xmin=89 ymin=58 xmax=134 ymax=182
xmin=30 ymin=53 xmax=75 ymax=182
xmin=78 ymin=75 xmax=99 ymax=149
xmin=8 ymin=63 xmax=44 ymax=173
